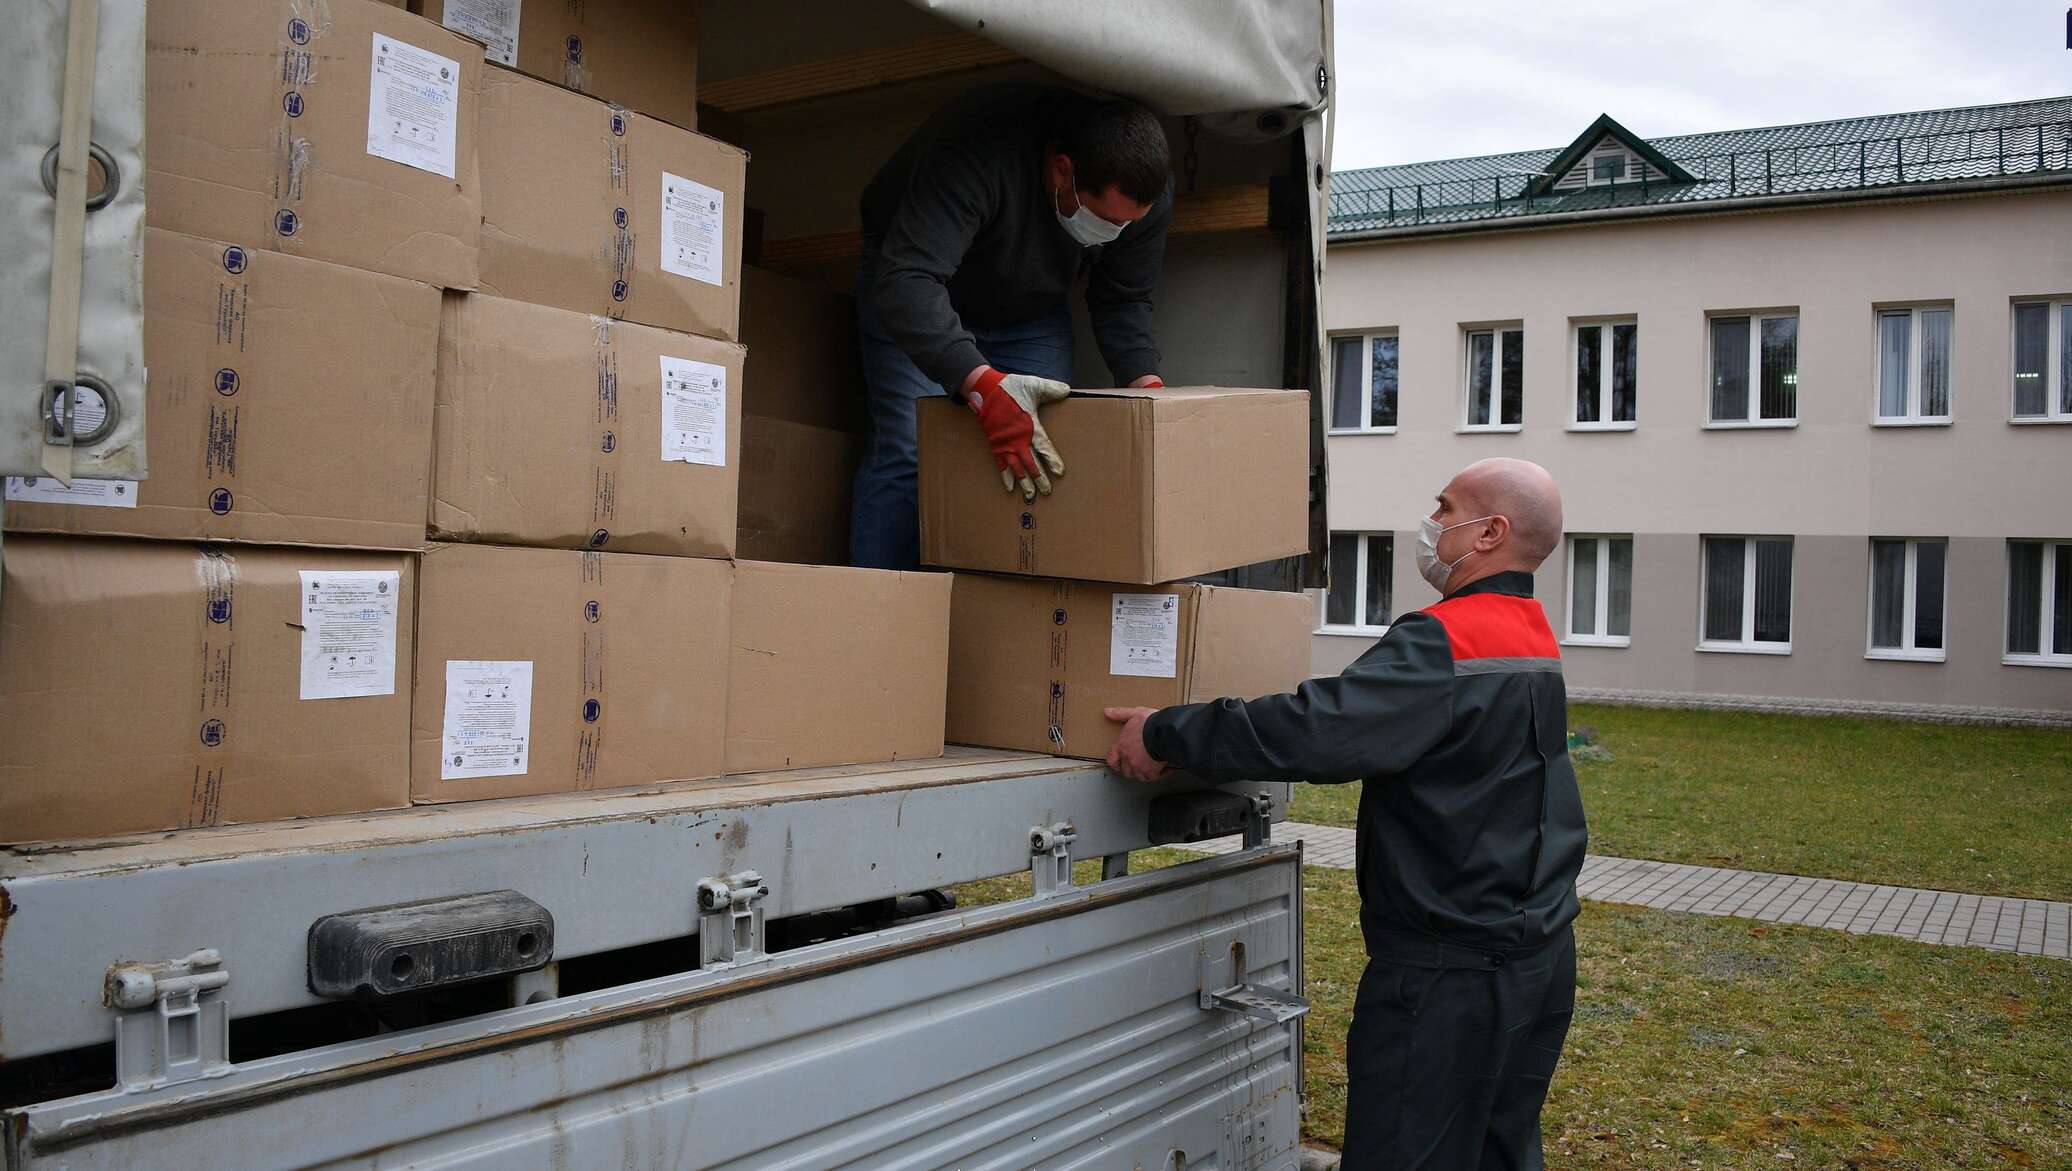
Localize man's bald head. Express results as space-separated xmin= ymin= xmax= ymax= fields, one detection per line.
xmin=1452 ymin=458 xmax=1563 ymax=564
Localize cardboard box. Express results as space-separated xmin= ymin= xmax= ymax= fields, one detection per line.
xmin=146 ymin=0 xmax=482 ymax=290
xmin=5 ymin=230 xmax=438 ymax=550
xmin=945 ymin=573 xmax=1313 ymax=759
xmin=736 ymin=414 xmax=861 ymax=565
xmin=411 ymin=544 xmax=730 ymax=802
xmin=1 ymin=537 xmax=414 ymax=843
xmin=726 ymin=562 xmax=950 ymax=773
xmin=476 ymin=66 xmax=745 ymax=340
xmin=918 ymin=387 xmax=1311 ymax=584
xmin=415 ymin=0 xmax=698 ymax=131
xmin=740 ymin=267 xmax=866 ymax=433
xmin=432 ymin=293 xmax=742 ymax=557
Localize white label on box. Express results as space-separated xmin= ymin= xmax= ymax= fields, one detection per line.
xmin=298 ymin=570 xmax=401 ymax=700
xmin=660 ymin=171 xmax=725 ymax=286
xmin=438 ymin=0 xmax=521 ymax=67
xmin=367 ymin=34 xmax=461 ymax=179
xmin=659 ymin=355 xmax=728 ymax=466
xmin=441 ymin=660 xmax=534 ymax=780
xmin=4 ymin=476 xmax=138 ymax=508
xmin=1110 ymin=593 xmax=1181 ymax=678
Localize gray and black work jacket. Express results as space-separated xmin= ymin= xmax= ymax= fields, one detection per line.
xmin=1143 ymin=572 xmax=1587 ymax=959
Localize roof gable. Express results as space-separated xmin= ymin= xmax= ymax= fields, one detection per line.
xmin=1525 ymin=113 xmax=1695 ymax=196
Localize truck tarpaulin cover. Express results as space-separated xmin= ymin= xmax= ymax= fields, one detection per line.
xmin=911 ymin=0 xmax=1327 ymax=120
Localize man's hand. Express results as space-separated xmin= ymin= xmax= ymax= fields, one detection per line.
xmin=965 ymin=366 xmax=1069 ymax=500
xmin=1104 ymin=706 xmax=1172 ymax=781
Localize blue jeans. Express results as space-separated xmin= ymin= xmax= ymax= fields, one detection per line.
xmin=849 ymin=258 xmax=1075 ymax=570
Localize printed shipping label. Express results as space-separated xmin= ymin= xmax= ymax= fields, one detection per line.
xmin=660 ymin=171 xmax=725 ymax=286
xmin=5 ymin=476 xmax=139 ymax=508
xmin=441 ymin=660 xmax=534 ymax=780
xmin=437 ymin=0 xmax=521 ymax=67
xmin=298 ymin=570 xmax=400 ymax=700
xmin=367 ymin=34 xmax=461 ymax=179
xmin=659 ymin=355 xmax=727 ymax=466
xmin=1110 ymin=593 xmax=1181 ymax=678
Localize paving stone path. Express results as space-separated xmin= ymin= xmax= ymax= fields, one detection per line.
xmin=1188 ymin=821 xmax=2070 ymax=959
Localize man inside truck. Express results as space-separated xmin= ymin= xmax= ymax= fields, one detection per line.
xmin=849 ymin=83 xmax=1174 ymax=571
xmin=1105 ymin=457 xmax=1587 ymax=1171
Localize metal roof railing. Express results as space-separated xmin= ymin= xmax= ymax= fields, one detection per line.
xmin=1329 ymin=119 xmax=2072 ymax=231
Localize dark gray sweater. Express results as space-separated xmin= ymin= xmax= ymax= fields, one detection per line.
xmin=860 ymin=84 xmax=1171 ymax=391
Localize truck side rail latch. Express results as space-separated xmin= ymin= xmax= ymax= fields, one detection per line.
xmin=105 ymin=948 xmax=233 ymax=1091
xmin=1148 ymin=791 xmax=1272 ymax=848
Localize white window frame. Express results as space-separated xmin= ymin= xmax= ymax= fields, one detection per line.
xmin=2008 ymin=298 xmax=2071 ymax=424
xmin=1460 ymin=325 xmax=1524 ymax=433
xmin=1318 ymin=531 xmax=1393 ymax=637
xmin=1865 ymin=537 xmax=1947 ymax=663
xmin=2003 ymin=539 xmax=2072 ymax=668
xmin=1698 ymin=535 xmax=1794 ymax=655
xmin=1873 ymin=303 xmax=1954 ymax=426
xmin=1326 ymin=330 xmax=1399 ymax=435
xmin=1563 ymin=534 xmax=1633 ymax=648
xmin=1569 ymin=319 xmax=1638 ymax=431
xmin=1705 ymin=311 xmax=1800 ymax=428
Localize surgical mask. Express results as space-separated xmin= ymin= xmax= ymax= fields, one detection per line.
xmin=1055 ymin=169 xmax=1127 ymax=247
xmin=1416 ymin=514 xmax=1494 ymax=593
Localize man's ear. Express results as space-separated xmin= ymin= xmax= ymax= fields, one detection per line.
xmin=1479 ymin=515 xmax=1512 ymax=550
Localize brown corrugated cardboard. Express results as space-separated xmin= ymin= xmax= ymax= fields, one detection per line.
xmin=740 ymin=266 xmax=866 ymax=433
xmin=945 ymin=573 xmax=1313 ymax=759
xmin=918 ymin=387 xmax=1311 ymax=584
xmin=411 ymin=544 xmax=730 ymax=803
xmin=726 ymin=562 xmax=951 ymax=773
xmin=1 ymin=537 xmax=414 ymax=843
xmin=146 ymin=0 xmax=481 ymax=290
xmin=5 ymin=230 xmax=438 ymax=550
xmin=414 ymin=0 xmax=698 ymax=131
xmin=736 ymin=414 xmax=861 ymax=565
xmin=476 ymin=66 xmax=745 ymax=340
xmin=432 ymin=293 xmax=742 ymax=557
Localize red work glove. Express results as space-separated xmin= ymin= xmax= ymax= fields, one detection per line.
xmin=965 ymin=366 xmax=1070 ymax=500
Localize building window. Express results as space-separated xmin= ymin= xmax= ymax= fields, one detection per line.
xmin=1708 ymin=313 xmax=1798 ymax=424
xmin=1463 ymin=327 xmax=1523 ymax=430
xmin=1875 ymin=305 xmax=1953 ymax=424
xmin=1701 ymin=536 xmax=1793 ymax=653
xmin=2005 ymin=540 xmax=2072 ymax=666
xmin=1329 ymin=332 xmax=1399 ymax=432
xmin=1867 ymin=538 xmax=1946 ymax=662
xmin=1591 ymin=154 xmax=1627 ymax=183
xmin=1322 ymin=532 xmax=1393 ymax=633
xmin=1573 ymin=320 xmax=1637 ymax=427
xmin=2011 ymin=299 xmax=2071 ymax=421
xmin=1566 ymin=535 xmax=1633 ymax=646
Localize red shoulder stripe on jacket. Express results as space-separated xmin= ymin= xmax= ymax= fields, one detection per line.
xmin=1421 ymin=593 xmax=1561 ymax=661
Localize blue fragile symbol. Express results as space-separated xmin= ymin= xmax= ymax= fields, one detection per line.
xmin=600 ymin=431 xmax=616 ymax=453
xmin=614 ymin=206 xmax=628 ymax=229
xmin=288 ymin=17 xmax=310 ymax=44
xmin=199 ymin=719 xmax=227 ymax=747
xmin=275 ymin=209 xmax=299 ymax=237
xmin=1021 ymin=512 xmax=1036 ymax=530
xmin=222 ymin=246 xmax=247 ymax=274
xmin=566 ymin=34 xmax=584 ymax=64
xmin=610 ymin=111 xmax=626 ymax=137
xmin=1052 ymin=608 xmax=1067 ymax=626
xmin=584 ymin=600 xmax=601 ymax=623
xmin=611 ymin=280 xmax=628 ymax=302
xmin=208 ymin=487 xmax=234 ymax=515
xmin=207 ymin=597 xmax=232 ymax=624
xmin=283 ymin=91 xmax=304 ymax=117
xmin=214 ymin=368 xmax=240 ymax=396
xmin=582 ymin=699 xmax=601 ymax=724
xmin=588 ymin=528 xmax=609 ymax=547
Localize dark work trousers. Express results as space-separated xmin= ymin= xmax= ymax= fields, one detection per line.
xmin=1338 ymin=926 xmax=1576 ymax=1171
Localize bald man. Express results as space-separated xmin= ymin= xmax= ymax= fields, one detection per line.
xmin=1107 ymin=458 xmax=1588 ymax=1171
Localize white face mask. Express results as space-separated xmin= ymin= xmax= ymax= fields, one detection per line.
xmin=1416 ymin=514 xmax=1494 ymax=593
xmin=1055 ymin=168 xmax=1127 ymax=247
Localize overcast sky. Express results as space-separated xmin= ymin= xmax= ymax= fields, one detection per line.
xmin=1329 ymin=0 xmax=2072 ymax=170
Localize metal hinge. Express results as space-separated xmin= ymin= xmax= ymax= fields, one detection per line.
xmin=104 ymin=949 xmax=232 ymax=1091
xmin=697 ymin=870 xmax=769 ymax=970
xmin=1029 ymin=821 xmax=1078 ymax=897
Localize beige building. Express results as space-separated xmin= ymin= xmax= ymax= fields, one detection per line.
xmin=1315 ymin=99 xmax=2072 ymax=725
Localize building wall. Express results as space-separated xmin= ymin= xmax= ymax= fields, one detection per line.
xmin=1312 ymin=189 xmax=2072 ymax=718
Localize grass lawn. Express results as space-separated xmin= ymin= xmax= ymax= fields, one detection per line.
xmin=954 ymin=857 xmax=2070 ymax=1166
xmin=1288 ymin=703 xmax=2072 ymax=901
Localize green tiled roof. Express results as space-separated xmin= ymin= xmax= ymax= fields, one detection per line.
xmin=1330 ymin=96 xmax=2072 ymax=237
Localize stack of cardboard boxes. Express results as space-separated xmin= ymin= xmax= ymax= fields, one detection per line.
xmin=0 ymin=0 xmax=945 ymax=844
